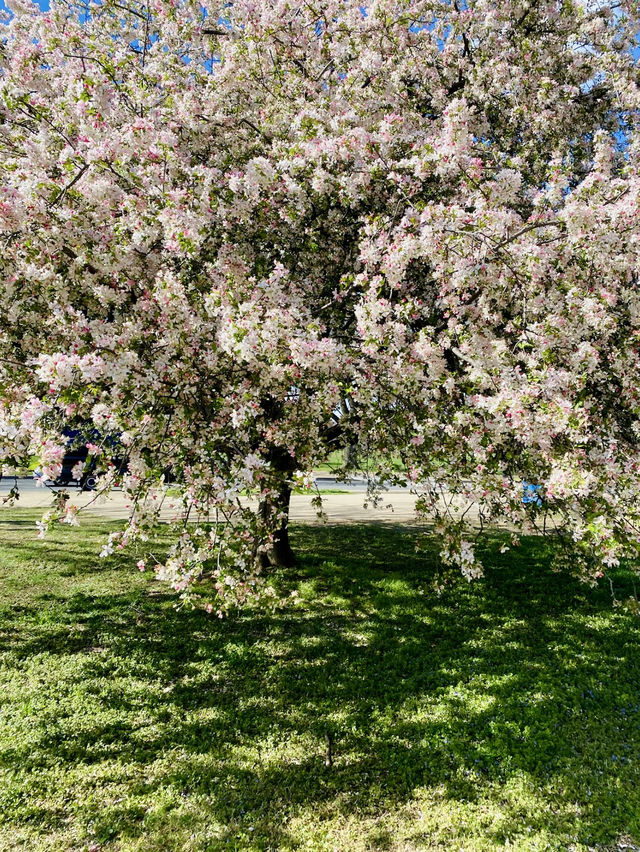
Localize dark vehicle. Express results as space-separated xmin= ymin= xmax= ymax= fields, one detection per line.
xmin=34 ymin=428 xmax=126 ymax=490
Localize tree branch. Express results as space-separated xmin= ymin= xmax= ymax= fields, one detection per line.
xmin=49 ymin=163 xmax=89 ymax=207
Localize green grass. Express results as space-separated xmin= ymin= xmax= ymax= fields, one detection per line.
xmin=315 ymin=450 xmax=405 ymax=474
xmin=315 ymin=449 xmax=355 ymax=473
xmin=1 ymin=511 xmax=640 ymax=851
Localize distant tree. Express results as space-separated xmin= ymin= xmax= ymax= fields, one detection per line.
xmin=1 ymin=0 xmax=640 ymax=610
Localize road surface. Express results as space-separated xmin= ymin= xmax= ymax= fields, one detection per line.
xmin=0 ymin=475 xmax=421 ymax=523
xmin=3 ymin=474 xmax=409 ymax=495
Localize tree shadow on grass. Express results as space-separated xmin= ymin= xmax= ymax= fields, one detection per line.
xmin=1 ymin=518 xmax=639 ymax=849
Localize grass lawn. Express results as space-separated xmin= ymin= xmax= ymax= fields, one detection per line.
xmin=0 ymin=511 xmax=639 ymax=851
xmin=314 ymin=450 xmax=405 ymax=474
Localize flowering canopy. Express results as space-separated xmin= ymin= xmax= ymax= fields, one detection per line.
xmin=1 ymin=0 xmax=640 ymax=609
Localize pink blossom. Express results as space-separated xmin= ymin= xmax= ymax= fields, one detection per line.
xmin=0 ymin=0 xmax=638 ymax=598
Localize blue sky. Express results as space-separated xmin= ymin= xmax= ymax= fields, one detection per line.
xmin=0 ymin=0 xmax=49 ymax=12
xmin=1 ymin=0 xmax=637 ymax=62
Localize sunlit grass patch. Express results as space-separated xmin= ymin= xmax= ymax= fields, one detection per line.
xmin=0 ymin=511 xmax=639 ymax=851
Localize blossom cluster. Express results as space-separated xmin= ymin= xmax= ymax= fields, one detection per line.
xmin=1 ymin=0 xmax=640 ymax=604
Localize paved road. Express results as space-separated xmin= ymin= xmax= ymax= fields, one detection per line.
xmin=314 ymin=475 xmax=410 ymax=493
xmin=2 ymin=474 xmax=408 ymax=495
xmin=0 ymin=475 xmax=421 ymax=523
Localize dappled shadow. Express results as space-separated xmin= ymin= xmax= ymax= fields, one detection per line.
xmin=1 ymin=517 xmax=639 ymax=849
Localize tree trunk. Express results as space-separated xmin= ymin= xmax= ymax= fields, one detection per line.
xmin=260 ymin=485 xmax=296 ymax=568
xmin=259 ymin=480 xmax=296 ymax=568
xmin=344 ymin=443 xmax=359 ymax=468
xmin=258 ymin=446 xmax=297 ymax=568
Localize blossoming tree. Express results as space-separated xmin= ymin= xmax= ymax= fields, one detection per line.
xmin=1 ymin=0 xmax=640 ymax=610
